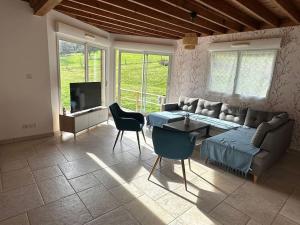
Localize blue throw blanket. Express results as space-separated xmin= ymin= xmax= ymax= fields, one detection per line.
xmin=147 ymin=111 xmax=184 ymax=127
xmin=201 ymin=127 xmax=260 ymax=174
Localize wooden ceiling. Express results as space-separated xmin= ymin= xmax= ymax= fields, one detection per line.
xmin=27 ymin=0 xmax=300 ymax=39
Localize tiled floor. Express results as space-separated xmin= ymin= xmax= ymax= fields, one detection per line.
xmin=0 ymin=121 xmax=300 ymax=225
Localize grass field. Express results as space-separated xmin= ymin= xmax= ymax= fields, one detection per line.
xmin=60 ymin=50 xmax=169 ymax=113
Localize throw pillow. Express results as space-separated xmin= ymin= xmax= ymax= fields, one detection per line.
xmin=251 ymin=122 xmax=273 ymax=147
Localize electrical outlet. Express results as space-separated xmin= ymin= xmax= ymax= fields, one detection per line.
xmin=22 ymin=123 xmax=36 ymax=129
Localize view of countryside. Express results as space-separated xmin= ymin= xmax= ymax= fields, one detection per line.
xmin=59 ymin=40 xmax=170 ymax=113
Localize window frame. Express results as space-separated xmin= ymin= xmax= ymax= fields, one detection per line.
xmin=207 ymin=49 xmax=278 ymax=99
xmin=56 ymin=35 xmax=107 ymax=113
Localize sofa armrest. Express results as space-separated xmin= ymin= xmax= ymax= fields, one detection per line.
xmin=260 ymin=119 xmax=294 ymax=153
xmin=161 ymin=103 xmax=179 ymax=111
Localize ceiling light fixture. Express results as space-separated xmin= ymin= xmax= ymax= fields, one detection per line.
xmin=183 ymin=11 xmax=198 ymax=50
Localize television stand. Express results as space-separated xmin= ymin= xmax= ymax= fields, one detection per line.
xmin=59 ymin=106 xmax=109 ymax=139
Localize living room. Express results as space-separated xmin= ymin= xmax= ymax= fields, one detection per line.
xmin=0 ymin=0 xmax=300 ymax=225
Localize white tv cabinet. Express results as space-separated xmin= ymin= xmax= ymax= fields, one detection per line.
xmin=59 ymin=106 xmax=109 ymax=138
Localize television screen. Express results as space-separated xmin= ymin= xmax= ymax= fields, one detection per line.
xmin=70 ymin=82 xmax=101 ymax=113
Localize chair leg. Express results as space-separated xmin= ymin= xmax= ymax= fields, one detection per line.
xmin=136 ymin=131 xmax=141 ymax=153
xmin=141 ymin=129 xmax=146 ymax=143
xmin=148 ymin=156 xmax=161 ymax=180
xmin=181 ymin=160 xmax=187 ymax=191
xmin=188 ymin=158 xmax=191 ymax=170
xmin=159 ymin=157 xmax=162 ymax=166
xmin=120 ymin=131 xmax=124 ymax=141
xmin=113 ymin=130 xmax=121 ymax=151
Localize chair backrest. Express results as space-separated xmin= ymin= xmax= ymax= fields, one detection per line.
xmin=152 ymin=126 xmax=196 ymax=160
xmin=109 ymin=103 xmax=122 ymax=128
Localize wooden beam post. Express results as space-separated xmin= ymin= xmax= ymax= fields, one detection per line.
xmin=32 ymin=0 xmax=62 ymax=16
xmin=273 ymin=0 xmax=300 ymax=24
xmin=233 ymin=0 xmax=279 ymax=27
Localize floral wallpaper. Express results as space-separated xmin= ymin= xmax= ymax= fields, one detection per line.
xmin=169 ymin=26 xmax=300 ymax=150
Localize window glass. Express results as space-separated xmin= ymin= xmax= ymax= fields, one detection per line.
xmin=209 ymin=51 xmax=238 ymax=94
xmin=209 ymin=49 xmax=277 ymax=98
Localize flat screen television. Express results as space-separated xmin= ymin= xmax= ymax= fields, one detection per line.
xmin=70 ymin=82 xmax=101 ymax=113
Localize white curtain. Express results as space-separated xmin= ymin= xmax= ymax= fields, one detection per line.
xmin=208 ymin=49 xmax=277 ymax=99
xmin=235 ymin=50 xmax=277 ymax=98
xmin=209 ymin=51 xmax=238 ymax=94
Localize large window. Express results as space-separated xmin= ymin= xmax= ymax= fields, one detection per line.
xmin=58 ymin=39 xmax=104 ymax=111
xmin=209 ymin=49 xmax=277 ymax=98
xmin=116 ymin=50 xmax=170 ymax=114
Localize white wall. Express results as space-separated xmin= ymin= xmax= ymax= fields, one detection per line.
xmin=0 ymin=0 xmax=53 ymax=141
xmin=0 ymin=0 xmax=177 ymax=141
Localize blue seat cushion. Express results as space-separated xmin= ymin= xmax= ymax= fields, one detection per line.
xmin=201 ymin=127 xmax=260 ymax=173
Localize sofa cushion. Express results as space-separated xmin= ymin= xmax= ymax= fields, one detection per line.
xmin=268 ymin=113 xmax=289 ymax=129
xmin=178 ymin=96 xmax=198 ymax=113
xmin=251 ymin=113 xmax=289 ymax=148
xmin=251 ymin=122 xmax=273 ymax=147
xmin=195 ymin=98 xmax=222 ymax=118
xmin=245 ymin=109 xmax=276 ymax=128
xmin=219 ymin=104 xmax=248 ymax=125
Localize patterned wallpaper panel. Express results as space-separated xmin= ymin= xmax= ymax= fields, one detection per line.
xmin=169 ymin=26 xmax=300 ymax=150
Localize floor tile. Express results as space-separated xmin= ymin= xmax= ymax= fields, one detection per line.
xmin=177 ymin=206 xmax=221 ymax=225
xmin=0 ymin=213 xmax=29 ymax=225
xmin=0 ymin=145 xmax=36 ymax=163
xmin=0 ymin=184 xmax=43 ymax=221
xmin=59 ymin=158 xmax=102 ymax=179
xmin=280 ymin=189 xmax=300 ymax=224
xmin=69 ymin=173 xmax=100 ymax=192
xmin=28 ymin=194 xmax=92 ymax=225
xmin=78 ymin=185 xmax=120 ymax=218
xmin=125 ymin=195 xmax=174 ymax=225
xmin=33 ymin=165 xmax=62 ymax=181
xmin=200 ymin=169 xmax=246 ymax=194
xmin=210 ymin=202 xmax=250 ymax=225
xmin=2 ymin=167 xmax=35 ymax=191
xmin=0 ymin=159 xmax=28 ymax=173
xmin=155 ymin=188 xmax=194 ymax=217
xmin=272 ymin=215 xmax=299 ymax=225
xmin=28 ymin=153 xmax=67 ymax=170
xmin=37 ymin=175 xmax=75 ymax=203
xmin=93 ymin=168 xmax=127 ymax=189
xmin=131 ymin=173 xmax=177 ymax=201
xmin=85 ymin=207 xmax=139 ymax=225
xmin=246 ymin=220 xmax=262 ymax=225
xmin=225 ymin=181 xmax=289 ymax=225
xmin=173 ymin=177 xmax=227 ymax=213
xmin=109 ymin=183 xmax=144 ymax=204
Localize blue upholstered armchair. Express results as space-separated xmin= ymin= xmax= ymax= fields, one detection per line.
xmin=148 ymin=126 xmax=197 ymax=190
xmin=109 ymin=103 xmax=146 ymax=152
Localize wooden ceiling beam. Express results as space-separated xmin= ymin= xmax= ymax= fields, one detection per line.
xmin=128 ymin=0 xmax=226 ymax=33
xmin=195 ymin=0 xmax=260 ymax=29
xmin=273 ymin=0 xmax=300 ymax=24
xmin=60 ymin=1 xmax=182 ymax=38
xmin=57 ymin=9 xmax=173 ymax=39
xmin=164 ymin=0 xmax=243 ymax=31
xmin=99 ymin=0 xmax=211 ymax=35
xmin=84 ymin=21 xmax=160 ymax=37
xmin=232 ymin=0 xmax=279 ymax=27
xmin=67 ymin=0 xmax=198 ymax=36
xmin=31 ymin=0 xmax=62 ymax=16
xmin=56 ymin=5 xmax=179 ymax=39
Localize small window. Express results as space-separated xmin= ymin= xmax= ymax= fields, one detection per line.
xmin=208 ymin=49 xmax=277 ymax=98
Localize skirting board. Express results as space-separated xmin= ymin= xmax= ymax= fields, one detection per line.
xmin=0 ymin=132 xmax=54 ymax=145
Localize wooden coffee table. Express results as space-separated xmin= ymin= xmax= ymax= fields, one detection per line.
xmin=163 ymin=119 xmax=210 ymax=137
